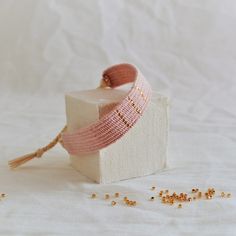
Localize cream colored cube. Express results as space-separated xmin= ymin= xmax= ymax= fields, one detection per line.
xmin=65 ymin=87 xmax=169 ymax=183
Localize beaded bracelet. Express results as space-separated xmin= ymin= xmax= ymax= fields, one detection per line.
xmin=9 ymin=63 xmax=152 ymax=168
xmin=62 ymin=63 xmax=152 ymax=155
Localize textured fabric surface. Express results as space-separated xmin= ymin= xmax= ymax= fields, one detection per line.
xmin=0 ymin=0 xmax=236 ymax=235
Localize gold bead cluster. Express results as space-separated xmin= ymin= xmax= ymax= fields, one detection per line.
xmin=221 ymin=192 xmax=231 ymax=198
xmin=123 ymin=196 xmax=137 ymax=207
xmin=90 ymin=186 xmax=232 ymax=209
xmin=149 ymin=186 xmax=232 ymax=208
xmin=90 ymin=192 xmax=137 ymax=207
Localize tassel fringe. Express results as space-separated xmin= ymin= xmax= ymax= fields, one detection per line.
xmin=9 ymin=126 xmax=67 ymax=169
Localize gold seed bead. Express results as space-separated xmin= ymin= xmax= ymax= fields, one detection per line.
xmin=105 ymin=194 xmax=110 ymax=200
xmin=1 ymin=193 xmax=6 ymax=197
xmin=169 ymin=199 xmax=174 ymax=205
xmin=125 ymin=200 xmax=130 ymax=205
xmin=128 ymin=200 xmax=134 ymax=206
xmin=165 ymin=190 xmax=169 ymax=194
xmin=192 ymin=189 xmax=195 ymax=193
xmin=130 ymin=201 xmax=136 ymax=206
xmin=178 ymin=204 xmax=182 ymax=208
xmin=227 ymin=193 xmax=231 ymax=198
xmin=188 ymin=197 xmax=192 ymax=202
xmin=128 ymin=201 xmax=133 ymax=206
xmin=198 ymin=192 xmax=202 ymax=198
xmin=151 ymin=186 xmax=156 ymax=191
xmin=115 ymin=192 xmax=120 ymax=198
xmin=91 ymin=193 xmax=96 ymax=199
xmin=123 ymin=196 xmax=128 ymax=201
xmin=206 ymin=194 xmax=212 ymax=200
xmin=150 ymin=196 xmax=155 ymax=201
xmin=162 ymin=197 xmax=166 ymax=203
xmin=111 ymin=201 xmax=117 ymax=206
xmin=221 ymin=192 xmax=225 ymax=197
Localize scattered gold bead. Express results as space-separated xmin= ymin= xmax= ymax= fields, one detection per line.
xmin=129 ymin=201 xmax=137 ymax=206
xmin=125 ymin=200 xmax=130 ymax=205
xmin=124 ymin=199 xmax=137 ymax=207
xmin=94 ymin=187 xmax=231 ymax=209
xmin=1 ymin=193 xmax=6 ymax=198
xmin=205 ymin=193 xmax=212 ymax=200
xmin=111 ymin=201 xmax=117 ymax=206
xmin=207 ymin=188 xmax=215 ymax=196
xmin=129 ymin=201 xmax=133 ymax=206
xmin=162 ymin=197 xmax=166 ymax=203
xmin=169 ymin=199 xmax=174 ymax=205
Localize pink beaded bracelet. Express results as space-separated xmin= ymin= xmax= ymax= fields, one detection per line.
xmin=9 ymin=63 xmax=152 ymax=168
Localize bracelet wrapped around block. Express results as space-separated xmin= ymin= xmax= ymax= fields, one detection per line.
xmin=9 ymin=63 xmax=168 ymax=184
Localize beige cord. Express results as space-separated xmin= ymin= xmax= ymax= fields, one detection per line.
xmin=9 ymin=79 xmax=107 ymax=169
xmin=8 ymin=126 xmax=67 ymax=169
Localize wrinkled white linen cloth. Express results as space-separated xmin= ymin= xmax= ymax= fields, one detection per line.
xmin=0 ymin=0 xmax=236 ymax=235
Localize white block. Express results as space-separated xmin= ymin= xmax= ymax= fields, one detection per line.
xmin=65 ymin=87 xmax=169 ymax=183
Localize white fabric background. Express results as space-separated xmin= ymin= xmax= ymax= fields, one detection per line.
xmin=0 ymin=0 xmax=236 ymax=235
